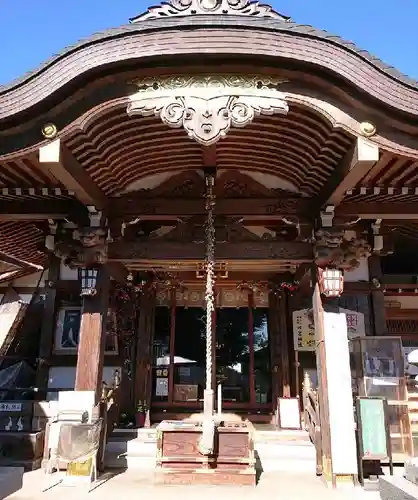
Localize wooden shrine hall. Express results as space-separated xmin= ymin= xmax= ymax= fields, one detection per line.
xmin=1 ymin=0 xmax=418 ymax=428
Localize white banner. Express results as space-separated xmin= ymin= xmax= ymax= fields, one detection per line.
xmin=293 ymin=308 xmax=365 ymax=351
xmin=324 ymin=311 xmax=358 ymax=475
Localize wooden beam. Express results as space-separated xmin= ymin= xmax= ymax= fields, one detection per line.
xmin=313 ymin=137 xmax=379 ymax=209
xmin=0 ymin=199 xmax=88 ymax=222
xmin=109 ymin=240 xmax=313 ymax=261
xmin=337 ymin=202 xmax=418 ymax=219
xmin=202 ymin=144 xmax=217 ymax=167
xmin=113 ymin=196 xmax=308 ymax=218
xmin=0 ymin=250 xmax=43 ymax=271
xmin=39 ymin=139 xmax=108 ymax=209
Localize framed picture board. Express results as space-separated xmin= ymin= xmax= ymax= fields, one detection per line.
xmin=356 ymin=396 xmax=393 ymax=484
xmin=277 ymin=397 xmax=302 ymax=430
xmin=54 ymin=306 xmax=118 ymax=355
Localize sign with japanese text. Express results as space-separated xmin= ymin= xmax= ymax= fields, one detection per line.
xmin=292 ymin=308 xmax=365 ymax=351
xmin=0 ymin=402 xmax=22 ymax=412
xmin=292 ymin=309 xmax=315 ymax=351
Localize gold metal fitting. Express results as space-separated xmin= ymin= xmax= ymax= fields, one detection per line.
xmin=359 ymin=121 xmax=376 ymax=138
xmin=41 ymin=122 xmax=58 ymax=139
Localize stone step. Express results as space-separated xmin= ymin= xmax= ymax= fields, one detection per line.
xmin=105 ymin=434 xmax=316 ymax=473
xmin=111 ymin=427 xmax=310 ymax=443
xmin=104 ymin=453 xmax=156 ymax=469
xmin=104 ymin=452 xmax=315 ymax=473
xmin=106 ymin=440 xmax=156 ymax=456
xmin=106 ymin=436 xmax=313 ymax=456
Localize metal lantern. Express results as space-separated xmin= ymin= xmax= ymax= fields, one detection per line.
xmin=318 ymin=267 xmax=344 ymax=298
xmin=80 ymin=268 xmax=99 ymax=296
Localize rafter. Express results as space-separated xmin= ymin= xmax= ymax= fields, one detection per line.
xmin=39 ymin=139 xmax=108 ymax=209
xmin=313 ymin=136 xmax=379 ymax=210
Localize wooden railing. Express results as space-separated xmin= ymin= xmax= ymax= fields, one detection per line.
xmin=302 ymin=372 xmax=322 ymax=476
xmin=97 ymin=370 xmax=121 ymax=470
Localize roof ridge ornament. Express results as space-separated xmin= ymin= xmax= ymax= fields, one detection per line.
xmin=130 ymin=0 xmax=291 ymax=21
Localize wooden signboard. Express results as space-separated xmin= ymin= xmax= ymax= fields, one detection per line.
xmin=356 ymin=397 xmax=393 ymax=484
xmin=277 ymin=397 xmax=302 ymax=430
xmin=174 ymin=384 xmax=198 ymax=402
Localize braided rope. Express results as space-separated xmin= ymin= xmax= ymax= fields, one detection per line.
xmin=205 ymin=174 xmax=216 ymax=391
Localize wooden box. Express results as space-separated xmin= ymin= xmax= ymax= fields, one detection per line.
xmin=0 ymin=430 xmax=45 ymax=469
xmin=155 ymin=420 xmax=256 ymax=485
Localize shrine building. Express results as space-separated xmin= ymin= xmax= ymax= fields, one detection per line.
xmin=1 ymin=0 xmax=418 ymax=442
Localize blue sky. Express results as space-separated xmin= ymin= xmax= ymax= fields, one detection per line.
xmin=0 ymin=0 xmax=417 ymax=85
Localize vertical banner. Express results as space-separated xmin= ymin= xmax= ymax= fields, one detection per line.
xmin=323 ymin=311 xmax=358 ymax=475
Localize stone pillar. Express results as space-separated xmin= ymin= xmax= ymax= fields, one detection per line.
xmin=313 ymin=281 xmax=358 ymax=487
xmin=74 ymin=266 xmax=110 ymax=405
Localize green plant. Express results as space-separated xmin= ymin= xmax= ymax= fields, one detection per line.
xmin=136 ymin=400 xmax=148 ymax=413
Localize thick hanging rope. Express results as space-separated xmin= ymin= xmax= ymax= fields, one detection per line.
xmin=198 ymin=173 xmax=216 ymax=456
xmin=205 ymin=174 xmax=216 ymax=392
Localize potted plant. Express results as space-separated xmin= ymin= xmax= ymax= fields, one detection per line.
xmin=135 ymin=400 xmax=148 ymax=428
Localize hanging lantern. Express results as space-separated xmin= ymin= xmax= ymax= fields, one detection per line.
xmin=318 ymin=267 xmax=344 ymax=298
xmin=80 ymin=268 xmax=99 ymax=296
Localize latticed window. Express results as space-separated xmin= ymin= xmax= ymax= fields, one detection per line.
xmin=386 ymin=319 xmax=418 ymax=336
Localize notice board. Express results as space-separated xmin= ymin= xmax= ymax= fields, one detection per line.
xmin=357 ymin=397 xmax=390 ymax=460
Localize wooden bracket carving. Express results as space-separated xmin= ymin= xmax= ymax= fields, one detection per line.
xmin=54 ymin=226 xmax=108 ymax=268
xmin=128 ymin=75 xmax=289 ymax=146
xmin=314 ymin=229 xmax=371 ymax=271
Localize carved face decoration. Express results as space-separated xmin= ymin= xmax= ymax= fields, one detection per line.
xmin=79 ymin=228 xmax=107 ymax=248
xmin=127 ymin=75 xmax=289 ymax=146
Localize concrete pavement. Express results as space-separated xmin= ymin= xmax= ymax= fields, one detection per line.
xmin=5 ymin=469 xmax=381 ymax=500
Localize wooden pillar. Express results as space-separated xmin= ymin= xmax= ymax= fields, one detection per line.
xmin=134 ymin=289 xmax=156 ymax=416
xmin=74 ymin=266 xmax=110 ymax=405
xmin=212 ymin=307 xmax=216 ymax=401
xmin=312 ymin=275 xmax=358 ymax=486
xmin=369 ymin=254 xmax=387 ymax=335
xmin=268 ymin=292 xmax=281 ymax=405
xmin=168 ymin=289 xmax=176 ymax=404
xmin=36 ymin=255 xmax=60 ymax=391
xmin=286 ymin=294 xmax=298 ymax=398
xmin=248 ymin=291 xmax=256 ymax=404
xmin=279 ymin=293 xmax=291 ymax=398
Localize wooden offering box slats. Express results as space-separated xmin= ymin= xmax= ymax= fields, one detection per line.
xmin=155 ymin=420 xmax=256 ymax=485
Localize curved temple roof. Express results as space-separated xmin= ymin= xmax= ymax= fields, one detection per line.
xmin=0 ymin=0 xmax=417 ymax=121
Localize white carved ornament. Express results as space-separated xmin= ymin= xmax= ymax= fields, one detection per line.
xmin=131 ymin=0 xmax=291 ymax=21
xmin=127 ymin=75 xmax=289 ymax=146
